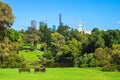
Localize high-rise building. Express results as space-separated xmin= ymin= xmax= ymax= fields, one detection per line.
xmin=31 ymin=20 xmax=37 ymax=28
xmin=52 ymin=25 xmax=56 ymax=30
xmin=59 ymin=13 xmax=63 ymax=26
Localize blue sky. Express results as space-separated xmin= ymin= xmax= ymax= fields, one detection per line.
xmin=2 ymin=0 xmax=120 ymax=30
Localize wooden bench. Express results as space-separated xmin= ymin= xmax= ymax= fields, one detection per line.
xmin=19 ymin=68 xmax=30 ymax=73
xmin=34 ymin=66 xmax=46 ymax=73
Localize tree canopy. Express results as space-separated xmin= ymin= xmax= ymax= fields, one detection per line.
xmin=0 ymin=1 xmax=14 ymax=42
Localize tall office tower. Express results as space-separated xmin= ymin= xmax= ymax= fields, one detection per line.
xmin=78 ymin=21 xmax=83 ymax=32
xmin=52 ymin=25 xmax=56 ymax=30
xmin=59 ymin=13 xmax=63 ymax=26
xmin=31 ymin=20 xmax=37 ymax=28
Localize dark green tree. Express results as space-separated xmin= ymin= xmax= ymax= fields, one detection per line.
xmin=39 ymin=25 xmax=52 ymax=47
xmin=92 ymin=28 xmax=100 ymax=34
xmin=101 ymin=30 xmax=120 ymax=47
xmin=83 ymin=28 xmax=105 ymax=53
xmin=57 ymin=25 xmax=71 ymax=43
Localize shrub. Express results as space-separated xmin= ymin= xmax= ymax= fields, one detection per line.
xmin=79 ymin=64 xmax=88 ymax=67
xmin=102 ymin=64 xmax=117 ymax=72
xmin=99 ymin=60 xmax=110 ymax=67
xmin=89 ymin=58 xmax=99 ymax=67
xmin=116 ymin=65 xmax=120 ymax=72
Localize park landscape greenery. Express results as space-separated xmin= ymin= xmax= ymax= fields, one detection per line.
xmin=0 ymin=1 xmax=120 ymax=80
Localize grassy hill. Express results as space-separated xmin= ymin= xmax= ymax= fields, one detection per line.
xmin=0 ymin=68 xmax=120 ymax=80
xmin=19 ymin=50 xmax=43 ymax=61
xmin=19 ymin=44 xmax=44 ymax=61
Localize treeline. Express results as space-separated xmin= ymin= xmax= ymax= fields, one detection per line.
xmin=21 ymin=24 xmax=120 ymax=71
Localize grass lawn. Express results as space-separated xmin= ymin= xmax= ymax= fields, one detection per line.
xmin=19 ymin=50 xmax=43 ymax=61
xmin=0 ymin=68 xmax=120 ymax=80
xmin=19 ymin=44 xmax=43 ymax=61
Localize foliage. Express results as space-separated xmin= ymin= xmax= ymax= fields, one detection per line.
xmin=101 ymin=30 xmax=120 ymax=47
xmin=50 ymin=32 xmax=65 ymax=57
xmin=24 ymin=27 xmax=40 ymax=50
xmin=0 ymin=1 xmax=14 ymax=42
xmin=102 ymin=64 xmax=117 ymax=72
xmin=0 ymin=43 xmax=24 ymax=68
xmin=83 ymin=32 xmax=105 ymax=53
xmin=39 ymin=25 xmax=52 ymax=46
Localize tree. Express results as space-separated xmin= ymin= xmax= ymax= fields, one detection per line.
xmin=25 ymin=26 xmax=39 ymax=50
xmin=101 ymin=30 xmax=120 ymax=47
xmin=0 ymin=1 xmax=14 ymax=43
xmin=7 ymin=29 xmax=22 ymax=42
xmin=83 ymin=34 xmax=105 ymax=53
xmin=57 ymin=25 xmax=71 ymax=43
xmin=83 ymin=28 xmax=105 ymax=53
xmin=57 ymin=25 xmax=70 ymax=35
xmin=39 ymin=25 xmax=52 ymax=47
xmin=111 ymin=44 xmax=120 ymax=65
xmin=92 ymin=28 xmax=100 ymax=34
xmin=50 ymin=32 xmax=65 ymax=57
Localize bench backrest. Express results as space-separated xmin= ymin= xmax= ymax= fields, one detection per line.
xmin=19 ymin=68 xmax=30 ymax=73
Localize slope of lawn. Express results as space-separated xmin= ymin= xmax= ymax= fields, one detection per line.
xmin=0 ymin=68 xmax=120 ymax=80
xmin=19 ymin=44 xmax=43 ymax=61
xmin=19 ymin=50 xmax=43 ymax=61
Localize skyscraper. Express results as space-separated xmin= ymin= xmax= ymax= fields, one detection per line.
xmin=31 ymin=20 xmax=37 ymax=28
xmin=59 ymin=13 xmax=63 ymax=26
xmin=52 ymin=25 xmax=56 ymax=30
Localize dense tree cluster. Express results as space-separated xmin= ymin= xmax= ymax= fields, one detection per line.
xmin=36 ymin=24 xmax=120 ymax=71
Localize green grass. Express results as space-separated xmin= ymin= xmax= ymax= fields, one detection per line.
xmin=19 ymin=44 xmax=43 ymax=61
xmin=0 ymin=68 xmax=120 ymax=80
xmin=19 ymin=50 xmax=43 ymax=61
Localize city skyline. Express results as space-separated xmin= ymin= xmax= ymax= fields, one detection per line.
xmin=2 ymin=0 xmax=120 ymax=30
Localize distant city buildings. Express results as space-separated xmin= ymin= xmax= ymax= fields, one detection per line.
xmin=59 ymin=13 xmax=63 ymax=26
xmin=31 ymin=20 xmax=37 ymax=28
xmin=30 ymin=14 xmax=92 ymax=34
xmin=78 ymin=21 xmax=92 ymax=34
xmin=39 ymin=20 xmax=47 ymax=27
xmin=52 ymin=25 xmax=56 ymax=30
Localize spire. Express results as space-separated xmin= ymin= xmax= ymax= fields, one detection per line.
xmin=78 ymin=21 xmax=83 ymax=32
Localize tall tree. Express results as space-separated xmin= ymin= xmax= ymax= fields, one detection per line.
xmin=26 ymin=26 xmax=39 ymax=50
xmin=0 ymin=1 xmax=14 ymax=43
xmin=83 ymin=28 xmax=105 ymax=53
xmin=50 ymin=32 xmax=65 ymax=57
xmin=39 ymin=25 xmax=52 ymax=47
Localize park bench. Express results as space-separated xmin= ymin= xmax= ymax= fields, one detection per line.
xmin=34 ymin=66 xmax=46 ymax=73
xmin=19 ymin=68 xmax=30 ymax=73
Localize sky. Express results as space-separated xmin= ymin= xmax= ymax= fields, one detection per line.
xmin=2 ymin=0 xmax=120 ymax=30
